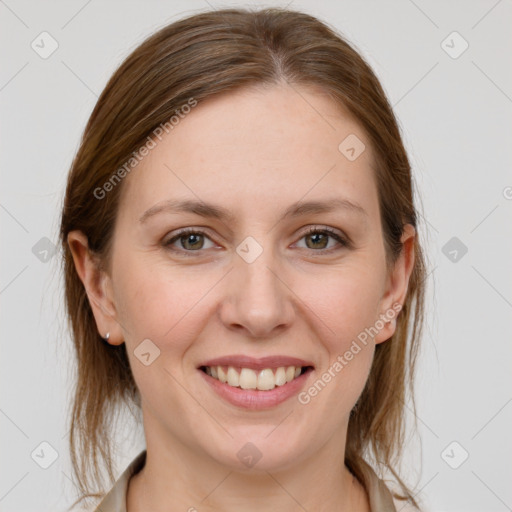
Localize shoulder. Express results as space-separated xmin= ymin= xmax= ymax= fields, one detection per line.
xmin=392 ymin=496 xmax=422 ymax=511
xmin=357 ymin=459 xmax=423 ymax=512
xmin=65 ymin=500 xmax=100 ymax=512
xmin=66 ymin=450 xmax=147 ymax=512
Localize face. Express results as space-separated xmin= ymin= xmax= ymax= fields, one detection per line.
xmin=71 ymin=83 xmax=415 ymax=473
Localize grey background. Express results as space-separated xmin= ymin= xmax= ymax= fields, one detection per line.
xmin=1 ymin=1 xmax=511 ymax=511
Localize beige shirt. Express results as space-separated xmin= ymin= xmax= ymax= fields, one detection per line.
xmin=87 ymin=450 xmax=417 ymax=512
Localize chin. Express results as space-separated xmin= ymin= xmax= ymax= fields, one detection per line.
xmin=200 ymin=427 xmax=308 ymax=474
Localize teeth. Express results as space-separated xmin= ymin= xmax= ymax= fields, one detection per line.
xmin=275 ymin=367 xmax=286 ymax=386
xmin=227 ymin=367 xmax=239 ymax=387
xmin=239 ymin=368 xmax=257 ymax=389
xmin=204 ymin=365 xmax=306 ymax=390
xmin=218 ymin=366 xmax=227 ymax=383
xmin=257 ymin=369 xmax=275 ymax=390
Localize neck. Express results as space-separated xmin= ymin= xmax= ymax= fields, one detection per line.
xmin=127 ymin=428 xmax=370 ymax=512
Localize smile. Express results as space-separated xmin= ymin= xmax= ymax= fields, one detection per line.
xmin=198 ymin=355 xmax=315 ymax=409
xmin=200 ymin=365 xmax=310 ymax=391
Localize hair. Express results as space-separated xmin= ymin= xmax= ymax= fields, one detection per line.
xmin=60 ymin=6 xmax=427 ymax=510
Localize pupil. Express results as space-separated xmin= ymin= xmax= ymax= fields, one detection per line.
xmin=308 ymin=233 xmax=326 ymax=249
xmin=184 ymin=234 xmax=202 ymax=249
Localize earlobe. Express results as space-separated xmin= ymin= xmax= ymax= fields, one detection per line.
xmin=374 ymin=316 xmax=397 ymax=345
xmin=67 ymin=230 xmax=124 ymax=345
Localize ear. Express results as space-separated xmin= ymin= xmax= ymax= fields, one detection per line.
xmin=374 ymin=223 xmax=416 ymax=345
xmin=67 ymin=230 xmax=124 ymax=346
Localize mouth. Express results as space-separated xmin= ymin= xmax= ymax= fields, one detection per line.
xmin=197 ymin=355 xmax=314 ymax=409
xmin=199 ymin=364 xmax=313 ymax=391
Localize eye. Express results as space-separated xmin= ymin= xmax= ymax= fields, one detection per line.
xmin=163 ymin=226 xmax=350 ymax=257
xmin=164 ymin=228 xmax=216 ymax=255
xmin=295 ymin=226 xmax=349 ymax=252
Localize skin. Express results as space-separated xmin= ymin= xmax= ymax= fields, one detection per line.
xmin=68 ymin=82 xmax=415 ymax=512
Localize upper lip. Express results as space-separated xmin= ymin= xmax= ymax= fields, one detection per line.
xmin=199 ymin=355 xmax=314 ymax=371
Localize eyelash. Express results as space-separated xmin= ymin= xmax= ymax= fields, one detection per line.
xmin=163 ymin=226 xmax=350 ymax=257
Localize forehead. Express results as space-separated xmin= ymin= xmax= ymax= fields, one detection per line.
xmin=119 ymin=83 xmax=379 ymax=223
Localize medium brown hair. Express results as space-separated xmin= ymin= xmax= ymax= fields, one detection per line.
xmin=60 ymin=7 xmax=427 ymax=509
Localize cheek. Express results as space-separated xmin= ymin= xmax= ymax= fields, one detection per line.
xmin=300 ymin=271 xmax=378 ymax=413
xmin=299 ymin=262 xmax=384 ymax=344
xmin=112 ymin=254 xmax=220 ymax=346
xmin=295 ymin=263 xmax=382 ymax=404
xmin=317 ymin=343 xmax=374 ymax=425
xmin=115 ymin=273 xmax=177 ymax=341
xmin=112 ymin=258 xmax=214 ymax=401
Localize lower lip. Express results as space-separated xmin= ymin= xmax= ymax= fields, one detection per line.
xmin=199 ymin=368 xmax=313 ymax=410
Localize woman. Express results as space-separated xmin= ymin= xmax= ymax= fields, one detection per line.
xmin=61 ymin=7 xmax=427 ymax=511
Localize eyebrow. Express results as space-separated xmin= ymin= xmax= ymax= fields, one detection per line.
xmin=138 ymin=197 xmax=368 ymax=224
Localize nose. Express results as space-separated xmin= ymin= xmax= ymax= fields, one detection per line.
xmin=218 ymin=242 xmax=295 ymax=338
